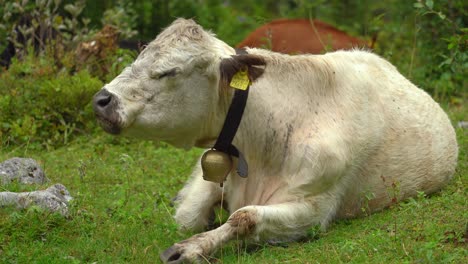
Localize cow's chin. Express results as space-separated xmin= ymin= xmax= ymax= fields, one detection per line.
xmin=96 ymin=116 xmax=122 ymax=135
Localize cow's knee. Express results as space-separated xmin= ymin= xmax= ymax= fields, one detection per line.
xmin=227 ymin=206 xmax=259 ymax=236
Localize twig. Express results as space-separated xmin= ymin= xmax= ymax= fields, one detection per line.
xmin=308 ymin=15 xmax=327 ymax=52
xmin=408 ymin=15 xmax=418 ymax=79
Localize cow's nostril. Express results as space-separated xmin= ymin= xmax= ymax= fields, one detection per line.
xmin=94 ymin=89 xmax=113 ymax=109
xmin=97 ymin=95 xmax=111 ymax=107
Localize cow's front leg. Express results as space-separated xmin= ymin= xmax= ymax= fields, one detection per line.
xmin=173 ymin=162 xmax=223 ymax=232
xmin=161 ymin=197 xmax=339 ymax=263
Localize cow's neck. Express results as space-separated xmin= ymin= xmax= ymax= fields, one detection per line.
xmin=232 ymin=89 xmax=298 ymax=173
xmin=232 ymin=52 xmax=332 ymax=172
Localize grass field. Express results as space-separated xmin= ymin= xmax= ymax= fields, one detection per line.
xmin=0 ymin=104 xmax=466 ymax=264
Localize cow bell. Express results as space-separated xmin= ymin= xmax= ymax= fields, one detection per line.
xmin=201 ymin=149 xmax=233 ymax=186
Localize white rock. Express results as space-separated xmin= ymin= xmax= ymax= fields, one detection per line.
xmin=0 ymin=157 xmax=48 ymax=185
xmin=0 ymin=184 xmax=73 ymax=216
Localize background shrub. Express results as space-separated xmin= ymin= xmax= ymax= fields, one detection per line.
xmin=0 ymin=52 xmax=103 ymax=149
xmin=0 ymin=0 xmax=137 ymax=149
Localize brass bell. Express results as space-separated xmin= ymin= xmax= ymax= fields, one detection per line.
xmin=201 ymin=149 xmax=233 ymax=186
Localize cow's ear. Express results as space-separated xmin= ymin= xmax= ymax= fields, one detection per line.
xmin=219 ymin=54 xmax=266 ymax=87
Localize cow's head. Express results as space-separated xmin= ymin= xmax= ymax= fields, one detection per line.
xmin=93 ymin=18 xmax=265 ymax=149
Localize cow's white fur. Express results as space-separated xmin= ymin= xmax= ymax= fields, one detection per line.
xmin=98 ymin=19 xmax=458 ymax=263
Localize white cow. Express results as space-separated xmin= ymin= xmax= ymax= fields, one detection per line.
xmin=93 ymin=18 xmax=458 ymax=263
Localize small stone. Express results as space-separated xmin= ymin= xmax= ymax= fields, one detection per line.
xmin=458 ymin=121 xmax=468 ymax=129
xmin=0 ymin=157 xmax=48 ymax=185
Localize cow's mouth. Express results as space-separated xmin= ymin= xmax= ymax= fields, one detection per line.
xmin=95 ymin=115 xmax=121 ymax=135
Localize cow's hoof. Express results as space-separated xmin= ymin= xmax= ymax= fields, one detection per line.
xmin=160 ymin=244 xmax=204 ymax=264
xmin=160 ymin=245 xmax=186 ymax=263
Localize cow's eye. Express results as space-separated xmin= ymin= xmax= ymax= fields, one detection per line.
xmin=158 ymin=68 xmax=179 ymax=79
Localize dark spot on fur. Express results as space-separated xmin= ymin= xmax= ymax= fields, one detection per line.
xmin=280 ymin=124 xmax=294 ymax=168
xmin=263 ymin=114 xmax=276 ymax=158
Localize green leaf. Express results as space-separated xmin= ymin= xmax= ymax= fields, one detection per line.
xmin=425 ymin=0 xmax=434 ymax=9
xmin=447 ymin=42 xmax=456 ymax=50
xmin=414 ymin=2 xmax=424 ymax=8
xmin=438 ymin=12 xmax=446 ymax=20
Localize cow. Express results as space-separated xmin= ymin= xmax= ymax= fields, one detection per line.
xmin=236 ymin=18 xmax=372 ymax=54
xmin=92 ymin=18 xmax=458 ymax=263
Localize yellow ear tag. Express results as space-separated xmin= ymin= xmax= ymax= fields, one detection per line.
xmin=230 ymin=70 xmax=250 ymax=90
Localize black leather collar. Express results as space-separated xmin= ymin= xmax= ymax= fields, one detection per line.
xmin=212 ymin=48 xmax=250 ymax=177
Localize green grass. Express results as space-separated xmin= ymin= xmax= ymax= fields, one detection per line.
xmin=1 ymin=105 xmax=466 ymax=264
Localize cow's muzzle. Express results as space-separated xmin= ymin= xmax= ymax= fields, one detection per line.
xmin=93 ymin=88 xmax=122 ymax=134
